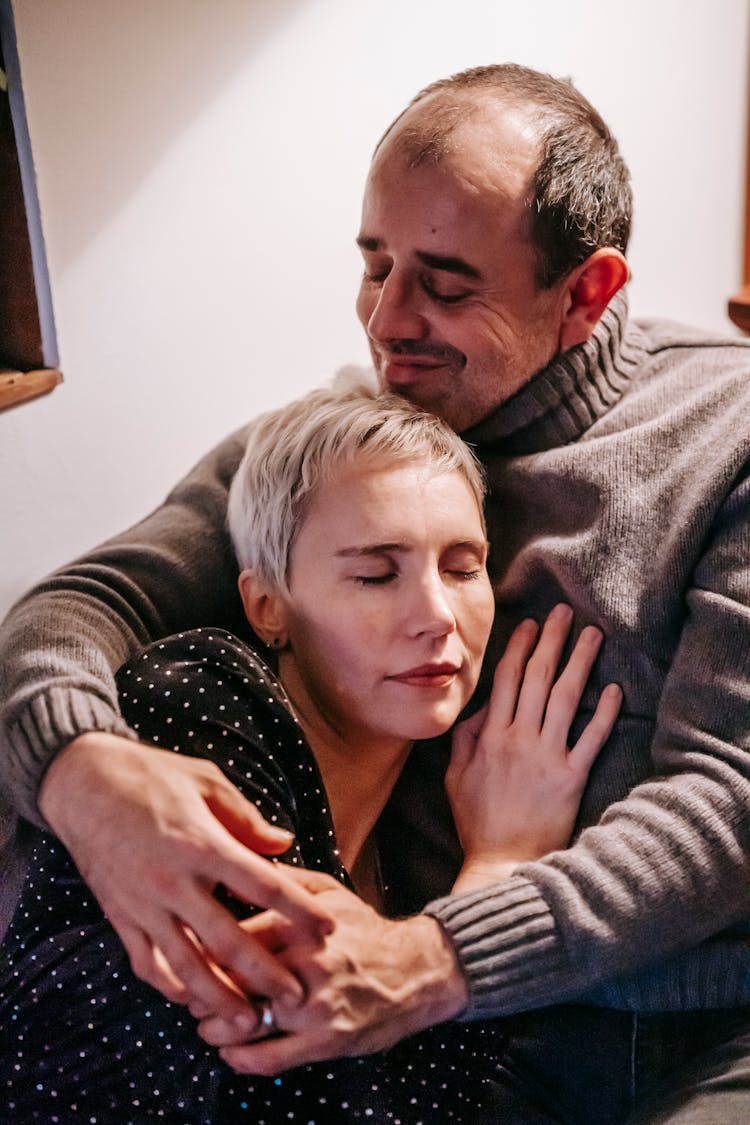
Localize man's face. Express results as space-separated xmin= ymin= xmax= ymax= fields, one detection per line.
xmin=356 ymin=105 xmax=571 ymax=432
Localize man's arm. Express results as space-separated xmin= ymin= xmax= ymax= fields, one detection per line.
xmin=427 ymin=464 xmax=750 ymax=1018
xmin=1 ymin=424 xmax=250 ymax=824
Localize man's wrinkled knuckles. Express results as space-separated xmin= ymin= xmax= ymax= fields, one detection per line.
xmin=200 ymin=917 xmax=275 ymax=973
xmin=259 ymin=882 xmax=336 ymax=937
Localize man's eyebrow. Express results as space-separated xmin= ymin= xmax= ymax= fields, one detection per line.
xmin=355 ymin=237 xmax=482 ymax=282
xmin=416 ymin=251 xmax=482 ymax=281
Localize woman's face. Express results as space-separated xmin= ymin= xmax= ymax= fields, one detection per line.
xmin=276 ymin=461 xmax=495 ymax=749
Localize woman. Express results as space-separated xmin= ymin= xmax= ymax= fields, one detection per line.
xmin=0 ymin=376 xmax=620 ymax=1122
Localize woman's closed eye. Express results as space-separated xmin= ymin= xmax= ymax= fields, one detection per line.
xmin=354 ymin=572 xmax=397 ymax=586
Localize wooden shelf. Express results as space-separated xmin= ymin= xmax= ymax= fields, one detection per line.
xmin=728 ymin=28 xmax=750 ymax=334
xmin=728 ymin=286 xmax=750 ymax=334
xmin=0 ymin=367 xmax=62 ymax=412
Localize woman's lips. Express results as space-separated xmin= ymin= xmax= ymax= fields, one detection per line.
xmin=387 ymin=663 xmax=460 ymax=687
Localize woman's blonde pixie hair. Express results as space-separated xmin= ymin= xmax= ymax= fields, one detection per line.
xmin=227 ymin=368 xmax=486 ymax=593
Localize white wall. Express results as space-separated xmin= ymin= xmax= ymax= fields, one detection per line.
xmin=2 ymin=0 xmax=748 ymax=617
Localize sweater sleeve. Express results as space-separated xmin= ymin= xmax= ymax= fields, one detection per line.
xmin=426 ymin=465 xmax=750 ymax=1016
xmin=0 ymin=426 xmax=251 ymax=829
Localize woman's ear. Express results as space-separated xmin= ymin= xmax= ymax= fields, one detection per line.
xmin=237 ymin=569 xmax=289 ymax=648
xmin=558 ymin=248 xmax=629 ymax=352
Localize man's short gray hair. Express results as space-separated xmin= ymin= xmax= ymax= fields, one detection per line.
xmin=378 ymin=63 xmax=632 ymax=288
xmin=227 ymin=369 xmax=486 ymax=592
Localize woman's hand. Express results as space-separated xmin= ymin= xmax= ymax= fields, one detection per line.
xmin=446 ymin=604 xmax=622 ymax=892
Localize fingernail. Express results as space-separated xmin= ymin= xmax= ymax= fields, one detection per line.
xmin=282 ymin=983 xmax=304 ymax=1007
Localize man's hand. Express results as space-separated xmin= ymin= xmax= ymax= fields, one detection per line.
xmin=38 ymin=733 xmax=333 ymax=1016
xmin=196 ymin=872 xmax=469 ymax=1074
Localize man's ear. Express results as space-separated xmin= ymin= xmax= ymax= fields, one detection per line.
xmin=237 ymin=568 xmax=289 ymax=648
xmin=558 ymin=248 xmax=629 ymax=352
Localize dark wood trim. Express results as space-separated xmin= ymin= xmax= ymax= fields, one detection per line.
xmin=728 ymin=35 xmax=750 ymax=332
xmin=0 ymin=0 xmax=61 ymax=410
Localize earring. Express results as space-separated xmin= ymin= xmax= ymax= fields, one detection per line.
xmin=269 ymin=636 xmax=284 ymax=650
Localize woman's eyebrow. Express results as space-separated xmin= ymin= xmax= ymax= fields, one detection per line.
xmin=336 ymin=544 xmax=407 ymax=558
xmin=336 ymin=539 xmax=487 ymax=559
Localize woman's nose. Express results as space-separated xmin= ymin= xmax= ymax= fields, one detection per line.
xmin=408 ymin=575 xmax=457 ymax=637
xmin=366 ymin=274 xmax=427 ymax=345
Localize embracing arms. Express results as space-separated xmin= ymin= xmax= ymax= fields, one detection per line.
xmin=198 ymin=606 xmax=622 ymax=1073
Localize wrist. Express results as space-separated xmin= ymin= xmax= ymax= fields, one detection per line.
xmin=391 ymin=914 xmax=469 ymax=1029
xmin=38 ymin=731 xmax=134 ymax=836
xmin=452 ymin=856 xmax=520 ymax=893
xmin=38 ymin=733 xmax=91 ymax=827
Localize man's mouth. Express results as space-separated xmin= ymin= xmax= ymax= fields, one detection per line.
xmin=376 ymin=344 xmax=464 ymax=389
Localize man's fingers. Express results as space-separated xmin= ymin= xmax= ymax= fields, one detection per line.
xmin=275 ymin=867 xmax=344 ymax=895
xmin=113 ymin=917 xmax=189 ymax=1004
xmin=199 ymin=836 xmax=334 ymax=938
xmin=205 ymin=786 xmax=295 ymax=856
xmin=156 ymin=886 xmax=310 ymax=1006
xmin=132 ymin=907 xmax=257 ymax=1015
xmin=220 ymin=1033 xmax=335 ymax=1077
xmin=449 ymin=702 xmax=489 ymax=770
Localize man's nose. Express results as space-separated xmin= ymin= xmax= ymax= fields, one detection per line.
xmin=367 ymin=273 xmax=427 ymax=344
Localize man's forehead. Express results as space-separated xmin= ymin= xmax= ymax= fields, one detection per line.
xmin=381 ymin=91 xmax=541 ymax=161
xmin=370 ymin=96 xmax=541 ymax=203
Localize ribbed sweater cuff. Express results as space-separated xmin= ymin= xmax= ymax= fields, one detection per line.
xmin=7 ymin=688 xmax=137 ymax=829
xmin=425 ymin=877 xmax=565 ymax=1018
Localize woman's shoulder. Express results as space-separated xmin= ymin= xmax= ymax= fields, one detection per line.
xmin=115 ymin=629 xmax=343 ymax=882
xmin=117 ymin=627 xmax=292 ymax=719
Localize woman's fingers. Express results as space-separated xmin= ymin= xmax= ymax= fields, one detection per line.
xmin=568 ymin=682 xmax=623 ymax=776
xmin=483 ymin=617 xmax=540 ymax=729
xmin=513 ymin=604 xmax=574 ymax=728
xmin=541 ymin=624 xmax=604 ymax=745
xmin=450 ymin=702 xmax=489 ymax=766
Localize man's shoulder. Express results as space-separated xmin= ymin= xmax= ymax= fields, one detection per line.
xmin=626 ymin=315 xmax=750 ymax=406
xmin=632 ymin=314 xmax=750 ymax=360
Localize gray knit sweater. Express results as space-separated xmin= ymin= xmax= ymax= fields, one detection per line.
xmin=2 ymin=294 xmax=750 ymax=1016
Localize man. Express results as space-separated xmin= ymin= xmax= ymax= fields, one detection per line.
xmin=2 ymin=64 xmax=750 ymax=1121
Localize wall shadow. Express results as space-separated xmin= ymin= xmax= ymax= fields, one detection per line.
xmin=14 ymin=0 xmax=309 ymax=270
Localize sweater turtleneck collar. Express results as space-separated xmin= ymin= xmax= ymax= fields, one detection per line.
xmin=461 ymin=291 xmax=645 ymax=453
